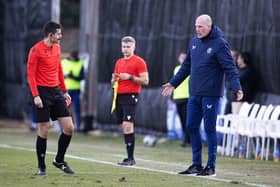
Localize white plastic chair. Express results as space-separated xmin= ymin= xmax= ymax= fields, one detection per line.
xmin=232 ymin=104 xmax=267 ymax=159
xmin=265 ymin=105 xmax=280 ymax=160
xmin=241 ymin=105 xmax=268 ymax=159
xmin=235 ymin=103 xmax=260 ymax=159
xmin=253 ymin=104 xmax=274 ymax=160
xmin=216 ymin=102 xmax=253 ymax=156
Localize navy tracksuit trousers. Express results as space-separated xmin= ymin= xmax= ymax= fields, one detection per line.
xmin=187 ymin=96 xmax=219 ymax=167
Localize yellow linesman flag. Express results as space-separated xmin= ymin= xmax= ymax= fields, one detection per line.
xmin=111 ymin=80 xmax=118 ymax=113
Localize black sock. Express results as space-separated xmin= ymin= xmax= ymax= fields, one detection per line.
xmin=55 ymin=133 xmax=72 ymax=163
xmin=36 ymin=136 xmax=47 ymax=169
xmin=124 ymin=133 xmax=135 ymax=160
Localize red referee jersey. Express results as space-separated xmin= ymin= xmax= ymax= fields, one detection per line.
xmin=27 ymin=40 xmax=66 ymax=96
xmin=114 ymin=55 xmax=148 ymax=94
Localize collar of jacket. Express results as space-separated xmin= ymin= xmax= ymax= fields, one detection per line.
xmin=200 ymin=24 xmax=222 ymax=41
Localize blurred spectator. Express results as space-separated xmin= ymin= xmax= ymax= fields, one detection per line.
xmin=30 ymin=107 xmax=37 ymax=131
xmin=62 ymin=51 xmax=84 ymax=132
xmin=172 ymin=52 xmax=190 ymax=147
xmin=237 ymin=52 xmax=255 ymax=102
xmin=230 ymin=50 xmax=239 ymax=64
xmin=225 ymin=51 xmax=255 ymax=114
xmin=224 ymin=49 xmax=239 ymax=114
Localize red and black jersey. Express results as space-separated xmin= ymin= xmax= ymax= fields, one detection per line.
xmin=27 ymin=40 xmax=66 ymax=97
xmin=114 ymin=55 xmax=148 ymax=94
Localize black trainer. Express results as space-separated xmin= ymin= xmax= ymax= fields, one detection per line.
xmin=197 ymin=166 xmax=216 ymax=176
xmin=117 ymin=158 xmax=136 ymax=166
xmin=52 ymin=160 xmax=75 ymax=174
xmin=37 ymin=168 xmax=47 ymax=176
xmin=178 ymin=164 xmax=203 ymax=175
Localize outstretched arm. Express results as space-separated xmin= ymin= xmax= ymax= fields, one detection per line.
xmin=161 ymin=83 xmax=175 ymax=96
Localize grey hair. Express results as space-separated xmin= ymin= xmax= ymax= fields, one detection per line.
xmin=121 ymin=36 xmax=136 ymax=44
xmin=197 ymin=14 xmax=212 ymax=26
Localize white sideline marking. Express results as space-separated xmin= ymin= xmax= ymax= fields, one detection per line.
xmin=0 ymin=144 xmax=270 ymax=187
xmin=113 ymin=154 xmax=244 ymax=176
xmin=113 ymin=154 xmax=186 ymax=167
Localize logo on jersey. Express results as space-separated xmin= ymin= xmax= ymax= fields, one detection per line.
xmin=132 ymin=95 xmax=138 ymax=103
xmin=207 ymin=48 xmax=212 ymax=54
xmin=192 ymin=45 xmax=196 ymax=49
xmin=206 ymin=104 xmax=212 ymax=109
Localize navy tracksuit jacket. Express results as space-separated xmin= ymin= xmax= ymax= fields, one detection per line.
xmin=170 ymin=25 xmax=241 ymax=167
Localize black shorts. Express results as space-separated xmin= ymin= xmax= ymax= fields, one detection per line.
xmin=34 ymin=86 xmax=70 ymax=123
xmin=115 ymin=93 xmax=139 ymax=124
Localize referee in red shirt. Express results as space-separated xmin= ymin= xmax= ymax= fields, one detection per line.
xmin=27 ymin=21 xmax=74 ymax=175
xmin=111 ymin=36 xmax=149 ymax=165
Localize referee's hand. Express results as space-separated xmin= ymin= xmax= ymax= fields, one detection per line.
xmin=34 ymin=96 xmax=43 ymax=108
xmin=64 ymin=92 xmax=71 ymax=101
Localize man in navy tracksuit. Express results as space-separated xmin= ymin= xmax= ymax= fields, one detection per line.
xmin=162 ymin=14 xmax=243 ymax=176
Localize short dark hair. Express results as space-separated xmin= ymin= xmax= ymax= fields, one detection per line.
xmin=70 ymin=50 xmax=79 ymax=61
xmin=240 ymin=52 xmax=252 ymax=65
xmin=42 ymin=21 xmax=62 ymax=37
